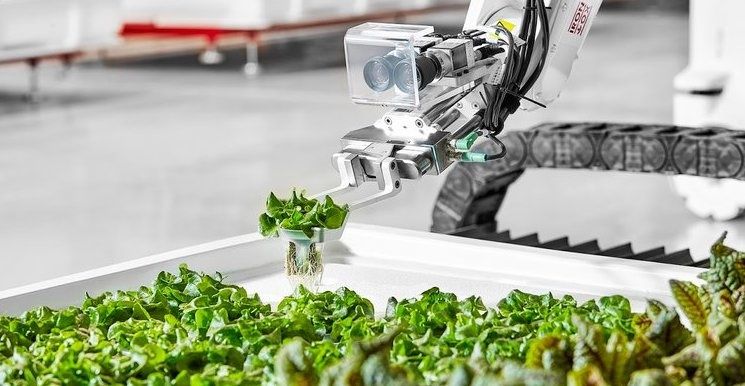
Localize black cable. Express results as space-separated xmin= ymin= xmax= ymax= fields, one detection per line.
xmin=502 ymin=0 xmax=542 ymax=121
xmin=492 ymin=37 xmax=520 ymax=133
xmin=471 ymin=37 xmax=487 ymax=46
xmin=509 ymin=1 xmax=550 ymax=113
xmin=519 ymin=0 xmax=550 ymax=95
xmin=432 ymin=1 xmax=551 ymax=161
xmin=484 ymin=133 xmax=508 ymax=160
xmin=516 ymin=0 xmax=536 ymax=82
xmin=475 ymin=44 xmax=503 ymax=60
xmin=483 ymin=23 xmax=517 ymax=133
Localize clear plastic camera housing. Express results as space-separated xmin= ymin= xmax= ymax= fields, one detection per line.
xmin=345 ymin=23 xmax=434 ymax=108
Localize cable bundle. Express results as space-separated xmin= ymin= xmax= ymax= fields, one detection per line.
xmin=481 ymin=0 xmax=550 ymax=159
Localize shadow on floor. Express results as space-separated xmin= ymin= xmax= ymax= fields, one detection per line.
xmin=0 ymin=90 xmax=137 ymax=116
xmin=102 ymin=32 xmax=349 ymax=74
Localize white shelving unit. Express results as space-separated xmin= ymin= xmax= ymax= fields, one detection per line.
xmin=0 ymin=0 xmax=121 ymax=62
xmin=121 ymin=0 xmax=449 ymax=29
xmin=0 ymin=0 xmax=122 ymax=98
xmin=117 ymin=0 xmax=466 ymax=73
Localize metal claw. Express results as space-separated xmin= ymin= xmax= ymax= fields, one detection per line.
xmin=348 ymin=157 xmax=402 ymax=211
xmin=312 ymin=154 xmax=402 ymax=212
xmin=312 ymin=153 xmax=361 ymax=199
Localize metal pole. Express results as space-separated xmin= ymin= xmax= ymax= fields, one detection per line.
xmin=27 ymin=58 xmax=40 ymax=104
xmin=244 ymin=33 xmax=261 ymax=76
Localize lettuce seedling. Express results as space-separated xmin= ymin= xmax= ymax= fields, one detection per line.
xmin=259 ymin=190 xmax=348 ymax=238
xmin=259 ymin=190 xmax=349 ymax=290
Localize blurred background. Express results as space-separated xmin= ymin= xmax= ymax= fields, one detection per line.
xmin=1 ymin=0 xmax=742 ymax=290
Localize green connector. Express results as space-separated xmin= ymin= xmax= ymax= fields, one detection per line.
xmin=460 ymin=152 xmax=487 ymax=163
xmin=455 ymin=131 xmax=479 ymax=151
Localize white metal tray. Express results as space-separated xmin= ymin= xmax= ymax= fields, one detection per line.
xmin=0 ymin=224 xmax=703 ymax=316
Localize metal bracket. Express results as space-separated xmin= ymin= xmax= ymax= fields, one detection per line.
xmin=313 ymin=153 xmax=362 ymax=199
xmin=313 ymin=154 xmax=402 ymax=212
xmin=348 ymin=157 xmax=402 ymax=211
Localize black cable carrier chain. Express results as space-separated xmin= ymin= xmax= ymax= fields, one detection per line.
xmin=431 ymin=122 xmax=745 ymax=267
xmin=498 ymin=122 xmax=745 ymax=178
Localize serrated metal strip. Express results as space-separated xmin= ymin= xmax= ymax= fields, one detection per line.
xmin=449 ymin=226 xmax=702 ymax=267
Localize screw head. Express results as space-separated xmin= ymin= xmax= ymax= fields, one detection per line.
xmin=384 ymin=117 xmax=393 ymax=125
xmin=415 ymin=119 xmax=424 ymax=128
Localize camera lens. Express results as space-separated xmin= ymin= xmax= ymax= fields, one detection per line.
xmin=393 ymin=55 xmax=440 ymax=95
xmin=363 ymin=58 xmax=392 ymax=92
xmin=363 ymin=52 xmax=405 ymax=92
xmin=393 ymin=61 xmax=417 ymax=94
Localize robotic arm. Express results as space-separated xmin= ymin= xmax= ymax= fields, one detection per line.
xmin=316 ymin=0 xmax=602 ymax=210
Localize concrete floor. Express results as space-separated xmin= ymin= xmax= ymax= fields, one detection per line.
xmin=1 ymin=8 xmax=744 ymax=290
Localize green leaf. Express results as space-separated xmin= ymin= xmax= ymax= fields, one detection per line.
xmin=259 ymin=213 xmax=279 ymax=237
xmin=259 ymin=190 xmax=348 ymax=238
xmin=500 ymin=362 xmax=566 ymax=385
xmin=627 ymin=334 xmax=664 ymax=372
xmin=275 ymin=338 xmax=317 ymax=386
xmin=710 ymin=290 xmax=738 ymax=324
xmin=627 ymin=369 xmax=673 ymax=386
xmin=266 ymin=192 xmax=286 ymax=218
xmin=642 ymin=300 xmax=694 ymax=356
xmin=603 ymin=332 xmax=632 ymax=386
xmin=700 ymin=232 xmax=745 ymax=294
xmin=716 ymin=317 xmax=745 ymax=382
xmin=568 ymin=365 xmax=609 ymax=386
xmin=525 ymin=335 xmax=571 ymax=372
xmin=571 ymin=315 xmax=644 ymax=386
xmin=662 ymin=343 xmax=701 ymax=369
xmin=717 ymin=336 xmax=745 ymax=382
xmin=695 ymin=328 xmax=725 ymax=386
xmin=572 ymin=315 xmax=607 ymax=372
xmin=320 ymin=327 xmax=407 ymax=386
xmin=670 ymin=280 xmax=709 ymax=331
xmin=445 ymin=364 xmax=474 ymax=386
xmin=323 ymin=206 xmax=346 ymax=230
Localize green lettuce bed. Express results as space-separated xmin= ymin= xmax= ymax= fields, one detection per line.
xmin=0 ymin=235 xmax=743 ymax=385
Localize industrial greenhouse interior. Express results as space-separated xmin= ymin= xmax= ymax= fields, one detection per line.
xmin=1 ymin=0 xmax=745 ymax=384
